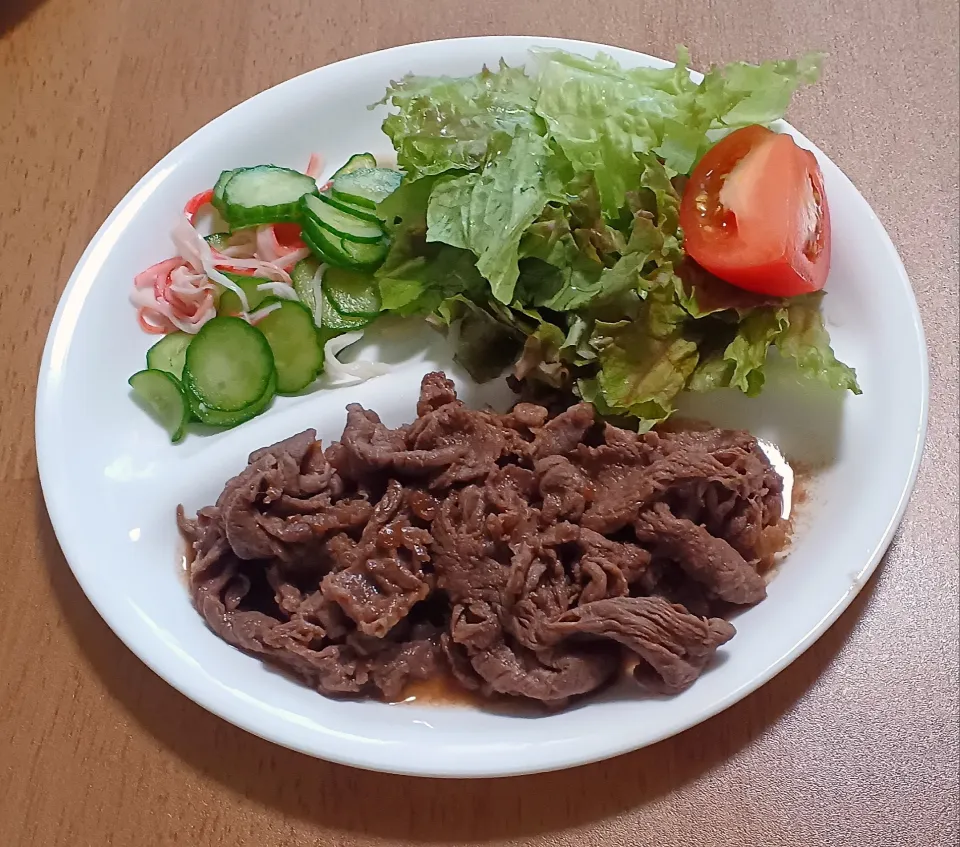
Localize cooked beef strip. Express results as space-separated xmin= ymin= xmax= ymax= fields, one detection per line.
xmin=181 ymin=371 xmax=787 ymax=705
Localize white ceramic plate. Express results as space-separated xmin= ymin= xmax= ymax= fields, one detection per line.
xmin=36 ymin=36 xmax=928 ymax=778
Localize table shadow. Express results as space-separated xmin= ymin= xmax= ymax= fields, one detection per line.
xmin=0 ymin=0 xmax=45 ymax=35
xmin=37 ymin=488 xmax=882 ymax=843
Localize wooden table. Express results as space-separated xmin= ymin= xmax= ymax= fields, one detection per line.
xmin=2 ymin=1 xmax=958 ymax=844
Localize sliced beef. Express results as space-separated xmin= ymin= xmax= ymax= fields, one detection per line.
xmin=541 ymin=596 xmax=735 ymax=694
xmin=536 ymin=455 xmax=593 ymax=522
xmin=181 ymin=371 xmax=787 ymax=705
xmin=634 ymin=502 xmax=767 ymax=605
xmin=532 ymin=403 xmax=595 ymax=459
xmin=322 ymin=481 xmax=433 ymax=637
xmin=467 ymin=640 xmax=620 ymax=704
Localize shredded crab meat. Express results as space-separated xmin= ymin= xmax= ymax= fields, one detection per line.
xmin=172 ymin=215 xmax=252 ymax=312
xmin=256 ymin=225 xmax=283 ymax=263
xmin=132 ymin=152 xmax=329 ymax=336
xmin=323 ymin=332 xmax=391 ymax=385
xmin=305 ymin=153 xmax=324 ymax=179
xmin=131 ymin=255 xmax=217 ymax=334
xmin=208 ymin=249 xmax=295 ymax=284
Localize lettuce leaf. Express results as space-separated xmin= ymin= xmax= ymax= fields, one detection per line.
xmin=686 ymin=296 xmax=861 ymax=396
xmin=377 ymin=61 xmax=543 ymax=179
xmin=435 ymin=295 xmax=523 ymax=382
xmin=513 ymin=157 xmax=683 ymax=313
xmin=696 ymin=54 xmax=821 ymax=129
xmin=675 ymin=258 xmax=784 ymax=318
xmin=515 ymin=320 xmax=568 ymax=386
xmin=591 ymin=294 xmax=700 ymax=429
xmin=776 ymin=294 xmax=861 ymax=393
xmin=426 ymin=132 xmax=564 ymax=303
xmin=532 ymin=49 xmax=698 ymax=212
xmin=725 ymin=306 xmax=789 ymax=395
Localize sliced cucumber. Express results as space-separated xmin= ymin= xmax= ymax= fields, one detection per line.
xmin=189 ymin=370 xmax=277 ymax=427
xmin=340 ymin=236 xmax=389 ymax=268
xmin=323 ymin=266 xmax=381 ymax=317
xmin=300 ymin=224 xmax=342 ymax=268
xmin=129 ymin=369 xmax=190 ymax=443
xmin=302 ymin=194 xmax=384 ymax=244
xmin=332 ymin=167 xmax=402 ymax=209
xmin=332 ymin=153 xmax=377 ymax=179
xmin=205 ymin=232 xmax=232 ymax=252
xmin=291 ymin=257 xmax=322 ymax=323
xmin=318 ymin=191 xmax=381 ymax=223
xmin=183 ymin=316 xmax=275 ymax=411
xmin=320 ymin=292 xmax=372 ymax=332
xmin=290 ymin=258 xmax=373 ymax=331
xmin=146 ymin=331 xmax=192 ymax=379
xmin=217 ymin=272 xmax=269 ymax=316
xmin=255 ymin=300 xmax=324 ymax=393
xmin=212 ymin=169 xmax=239 ymax=218
xmin=221 ymin=165 xmax=318 ymax=228
xmin=301 ymin=217 xmax=387 ymax=271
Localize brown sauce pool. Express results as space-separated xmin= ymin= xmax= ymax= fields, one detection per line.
xmin=178 ymin=536 xmax=195 ymax=587
xmin=388 ymin=674 xmax=484 ymax=707
xmin=388 ymin=673 xmax=546 ymax=715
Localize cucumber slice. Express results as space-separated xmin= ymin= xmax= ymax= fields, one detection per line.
xmin=256 ymin=300 xmax=324 ymax=393
xmin=205 ymin=232 xmax=232 ymax=251
xmin=129 ymin=369 xmax=190 ymax=443
xmin=217 ymin=272 xmax=269 ymax=316
xmin=221 ymin=166 xmax=318 ymax=228
xmin=146 ymin=331 xmax=192 ymax=379
xmin=212 ymin=169 xmax=239 ymax=217
xmin=301 ymin=217 xmax=386 ymax=271
xmin=323 ymin=267 xmax=381 ymax=317
xmin=318 ymin=191 xmax=381 ymax=223
xmin=331 ymin=168 xmax=402 ymax=209
xmin=332 ymin=153 xmax=377 ymax=179
xmin=189 ymin=370 xmax=276 ymax=427
xmin=290 ymin=259 xmax=372 ymax=331
xmin=300 ymin=224 xmax=343 ymax=268
xmin=340 ymin=236 xmax=388 ymax=268
xmin=291 ymin=257 xmax=322 ymax=323
xmin=302 ymin=194 xmax=384 ymax=244
xmin=183 ymin=316 xmax=275 ymax=411
xmin=320 ymin=291 xmax=372 ymax=332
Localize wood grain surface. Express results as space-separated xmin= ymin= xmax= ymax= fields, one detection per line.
xmin=1 ymin=1 xmax=958 ymax=845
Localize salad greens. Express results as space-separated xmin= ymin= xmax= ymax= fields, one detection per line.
xmin=373 ymin=48 xmax=858 ymax=430
xmin=130 ymin=47 xmax=860 ymax=442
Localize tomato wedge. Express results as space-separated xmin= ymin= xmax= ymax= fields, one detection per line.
xmin=679 ymin=125 xmax=831 ymax=297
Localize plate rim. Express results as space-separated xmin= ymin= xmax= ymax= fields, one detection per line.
xmin=35 ymin=34 xmax=930 ymax=778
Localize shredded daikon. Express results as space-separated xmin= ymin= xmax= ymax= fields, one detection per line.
xmin=246 ymin=301 xmax=284 ymax=323
xmin=323 ymin=332 xmax=390 ymax=385
xmin=255 ymin=281 xmax=300 ymax=300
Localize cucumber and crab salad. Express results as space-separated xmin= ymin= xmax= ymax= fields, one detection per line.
xmin=129 ymin=151 xmax=407 ymax=439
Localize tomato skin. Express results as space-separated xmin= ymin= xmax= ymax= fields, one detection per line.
xmin=679 ymin=125 xmax=831 ymax=298
xmin=272 ymin=223 xmax=307 ymax=249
